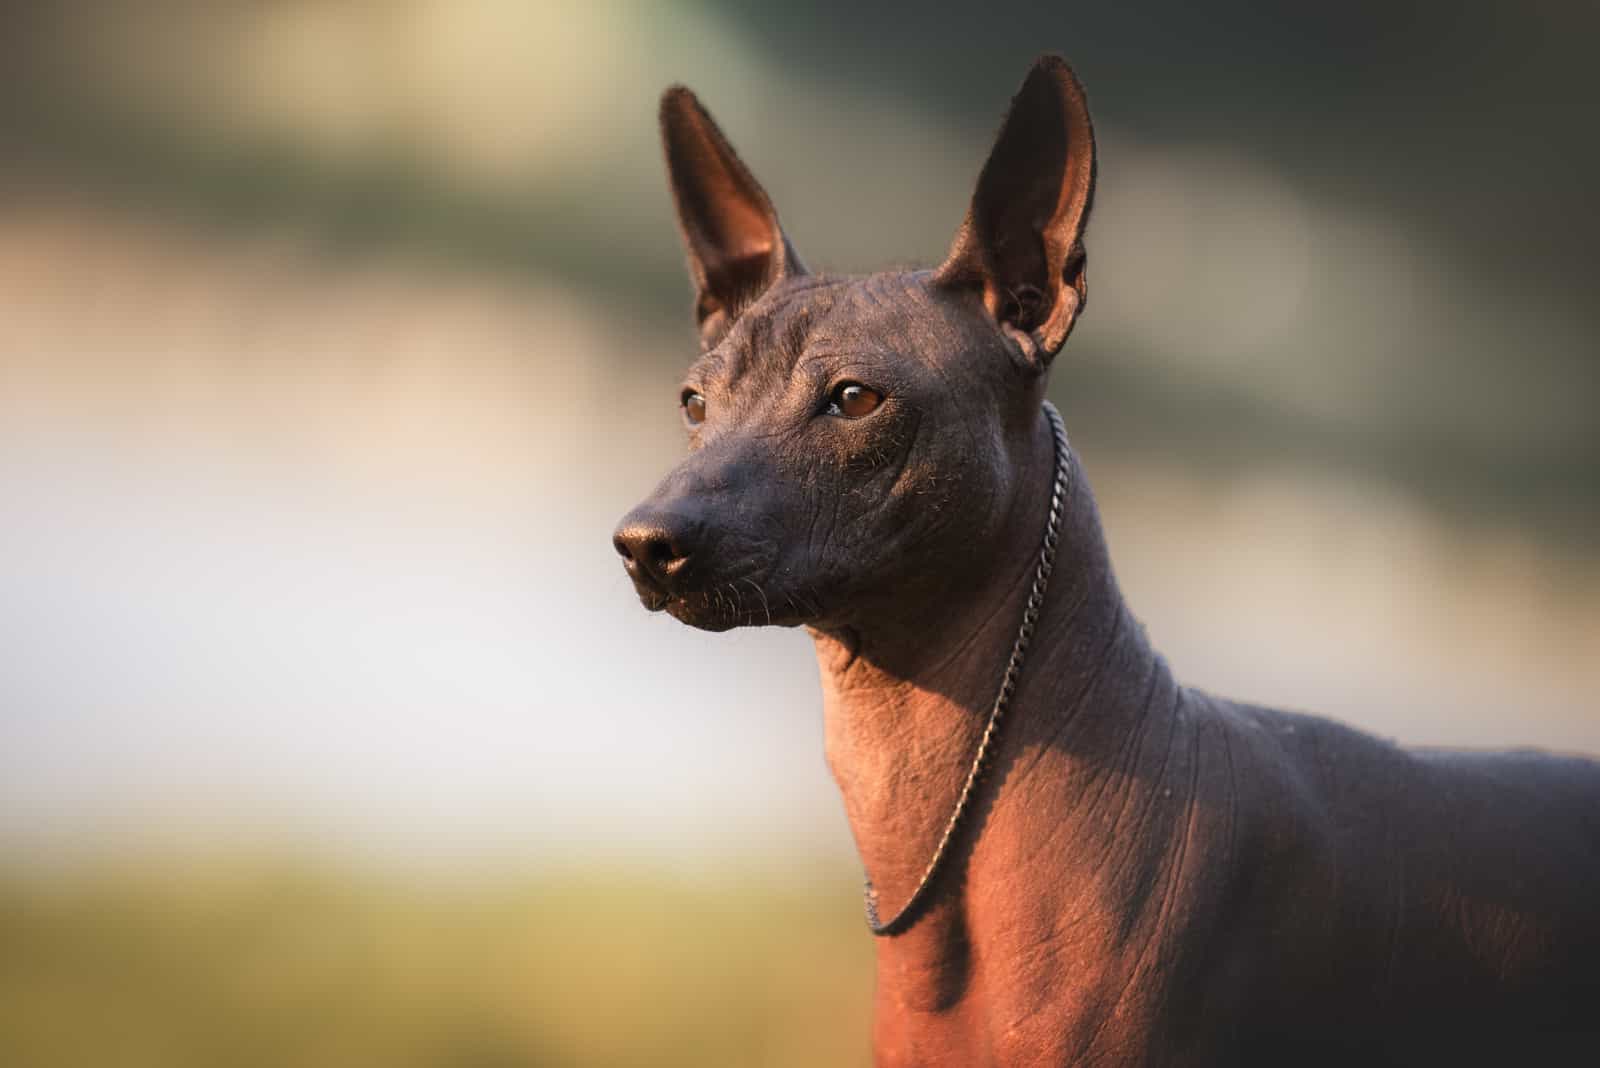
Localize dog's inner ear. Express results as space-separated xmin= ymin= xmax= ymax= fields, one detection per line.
xmin=660 ymin=87 xmax=805 ymax=347
xmin=935 ymin=55 xmax=1097 ymax=365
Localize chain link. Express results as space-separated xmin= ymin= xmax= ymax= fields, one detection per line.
xmin=863 ymin=401 xmax=1071 ymax=935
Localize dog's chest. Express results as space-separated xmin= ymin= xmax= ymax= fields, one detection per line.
xmin=868 ymin=866 xmax=1192 ymax=1066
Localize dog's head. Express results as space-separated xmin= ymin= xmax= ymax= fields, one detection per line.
xmin=614 ymin=56 xmax=1096 ymax=632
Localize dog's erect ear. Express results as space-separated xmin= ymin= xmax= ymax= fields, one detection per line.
xmin=660 ymin=87 xmax=805 ymax=348
xmin=935 ymin=55 xmax=1097 ymax=366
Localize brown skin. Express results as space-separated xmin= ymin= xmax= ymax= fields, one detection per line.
xmin=614 ymin=56 xmax=1600 ymax=1066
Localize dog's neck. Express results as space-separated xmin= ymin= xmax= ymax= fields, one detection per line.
xmin=811 ymin=408 xmax=1175 ymax=990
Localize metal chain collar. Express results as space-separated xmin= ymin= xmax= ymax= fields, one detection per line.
xmin=863 ymin=400 xmax=1071 ymax=936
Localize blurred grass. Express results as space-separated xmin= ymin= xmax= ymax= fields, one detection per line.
xmin=0 ymin=859 xmax=874 ymax=1068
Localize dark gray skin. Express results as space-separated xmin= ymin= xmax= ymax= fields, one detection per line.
xmin=614 ymin=56 xmax=1600 ymax=1066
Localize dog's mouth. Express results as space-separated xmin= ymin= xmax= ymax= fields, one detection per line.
xmin=614 ymin=516 xmax=821 ymax=630
xmin=641 ymin=584 xmax=817 ymax=632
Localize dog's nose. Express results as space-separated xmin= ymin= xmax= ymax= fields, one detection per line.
xmin=613 ymin=513 xmax=695 ymax=594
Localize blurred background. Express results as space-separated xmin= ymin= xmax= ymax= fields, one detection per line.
xmin=1 ymin=2 xmax=1596 ymax=1065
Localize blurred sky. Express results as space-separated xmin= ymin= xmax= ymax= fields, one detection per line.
xmin=1 ymin=2 xmax=1597 ymax=870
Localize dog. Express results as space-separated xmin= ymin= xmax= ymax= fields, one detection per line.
xmin=613 ymin=54 xmax=1600 ymax=1066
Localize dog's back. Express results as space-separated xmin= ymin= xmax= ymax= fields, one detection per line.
xmin=1174 ymin=694 xmax=1600 ymax=1062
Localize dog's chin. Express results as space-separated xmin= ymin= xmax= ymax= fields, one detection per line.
xmin=645 ymin=590 xmax=814 ymax=632
xmin=663 ymin=597 xmax=742 ymax=632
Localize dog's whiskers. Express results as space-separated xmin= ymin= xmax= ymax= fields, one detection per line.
xmin=741 ymin=577 xmax=773 ymax=626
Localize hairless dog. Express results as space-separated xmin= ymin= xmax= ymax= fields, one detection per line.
xmin=614 ymin=55 xmax=1600 ymax=1066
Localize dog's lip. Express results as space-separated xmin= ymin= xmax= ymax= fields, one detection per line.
xmin=621 ymin=565 xmax=671 ymax=610
xmin=622 ymin=555 xmax=814 ymax=627
xmin=663 ymin=595 xmax=741 ymax=633
xmin=651 ymin=587 xmax=816 ymax=630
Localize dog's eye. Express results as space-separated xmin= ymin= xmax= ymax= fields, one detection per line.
xmin=827 ymin=382 xmax=883 ymax=419
xmin=681 ymin=390 xmax=706 ymax=427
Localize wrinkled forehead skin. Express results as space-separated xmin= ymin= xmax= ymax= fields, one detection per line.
xmin=665 ymin=269 xmax=1038 ymax=629
xmin=697 ymin=272 xmax=972 ymax=401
